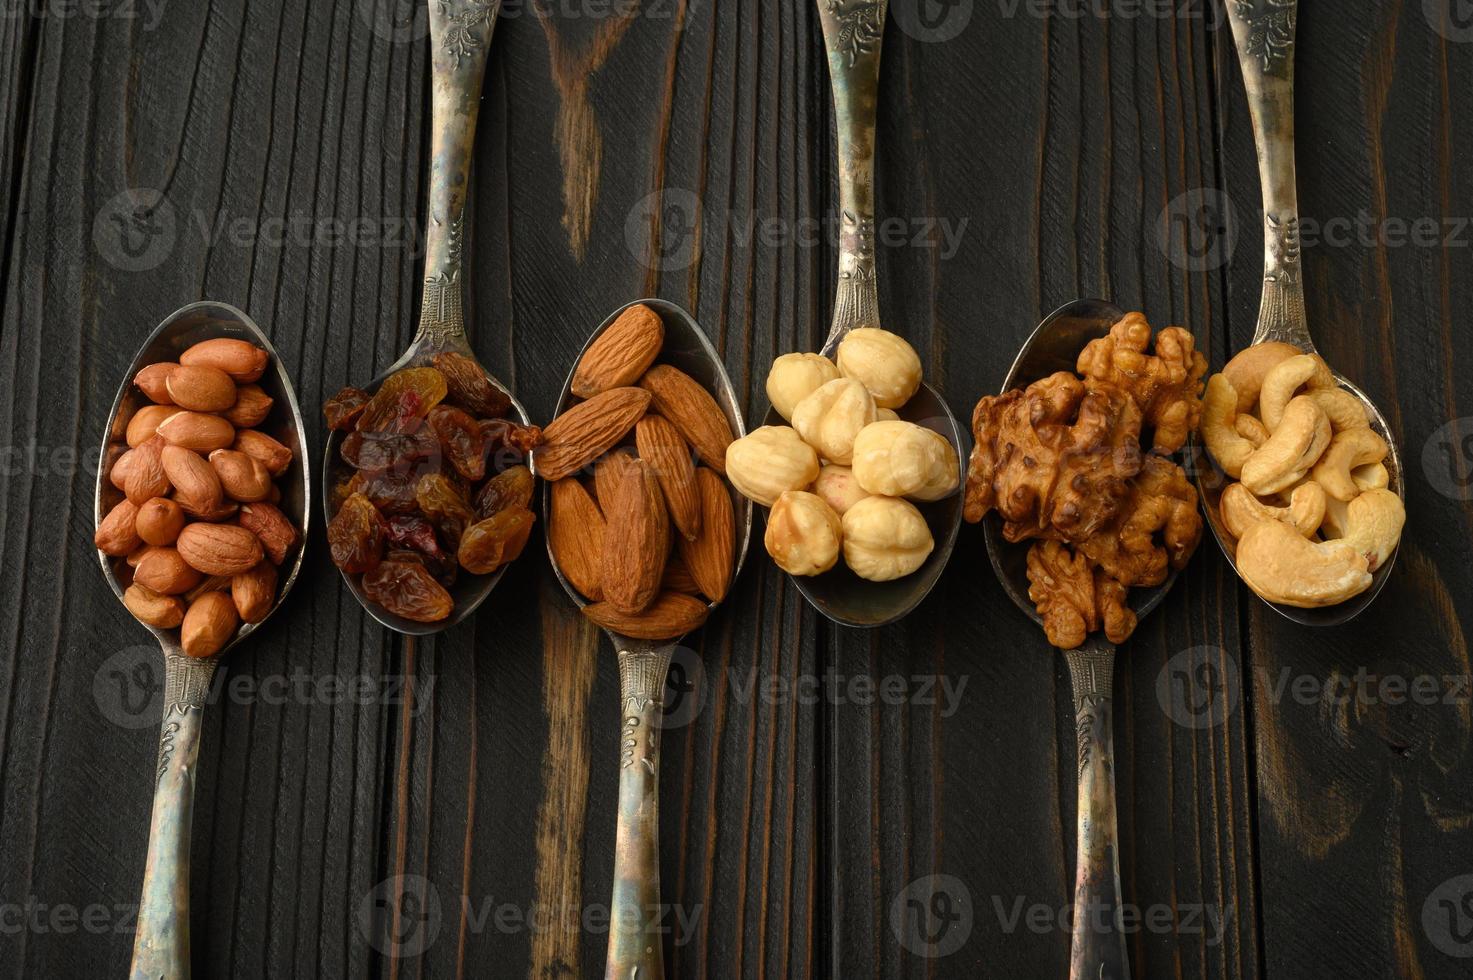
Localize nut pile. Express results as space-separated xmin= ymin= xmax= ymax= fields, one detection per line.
xmin=1202 ymin=342 xmax=1404 ymax=607
xmin=726 ymin=328 xmax=958 ymax=582
xmin=965 ymin=313 xmax=1207 ymax=649
xmin=324 ymin=353 xmax=542 ymax=623
xmin=542 ymin=303 xmax=738 ymax=640
xmin=96 ymin=338 xmax=302 ymax=657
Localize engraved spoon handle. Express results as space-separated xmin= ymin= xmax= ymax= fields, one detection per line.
xmin=605 ymin=644 xmax=674 ymax=980
xmin=1064 ymin=641 xmax=1130 ymax=980
xmin=417 ymin=0 xmax=501 ymax=344
xmin=817 ymin=0 xmax=888 ymax=353
xmin=1225 ymin=0 xmax=1313 ymax=351
xmin=130 ymin=654 xmax=218 ymax=980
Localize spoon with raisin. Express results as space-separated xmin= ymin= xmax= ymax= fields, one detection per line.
xmin=320 ymin=0 xmax=539 ymax=633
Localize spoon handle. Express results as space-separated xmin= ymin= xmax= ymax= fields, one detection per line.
xmin=605 ymin=644 xmax=674 ymax=980
xmin=1063 ymin=641 xmax=1130 ymax=980
xmin=416 ymin=0 xmax=501 ymax=345
xmin=816 ymin=0 xmax=888 ymax=353
xmin=130 ymin=654 xmax=218 ymax=980
xmin=1225 ymin=0 xmax=1312 ymax=351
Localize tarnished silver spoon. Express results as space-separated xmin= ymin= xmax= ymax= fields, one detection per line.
xmin=94 ymin=300 xmax=310 ymax=980
xmin=544 ymin=299 xmax=752 ymax=980
xmin=760 ymin=0 xmax=965 ymax=628
xmin=1198 ymin=0 xmax=1404 ymax=626
xmin=983 ymin=298 xmax=1192 ymax=980
xmin=321 ymin=0 xmax=531 ymax=634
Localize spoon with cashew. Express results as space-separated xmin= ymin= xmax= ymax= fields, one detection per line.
xmin=1195 ymin=0 xmax=1405 ymax=626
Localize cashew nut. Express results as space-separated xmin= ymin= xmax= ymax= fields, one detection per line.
xmin=1337 ymin=489 xmax=1404 ymax=572
xmin=1202 ymin=374 xmax=1255 ymax=478
xmin=1306 ymin=386 xmax=1369 ymax=432
xmin=1240 ymin=396 xmax=1332 ymax=496
xmin=1221 ymin=341 xmax=1301 ymax=413
xmin=1321 ymin=493 xmax=1350 ymax=539
xmin=1352 ymin=461 xmax=1389 ymax=493
xmin=1259 ymin=354 xmax=1335 ymax=431
xmin=1310 ymin=427 xmax=1389 ymax=501
xmin=1222 ymin=481 xmax=1326 ymax=539
xmin=1235 ymin=519 xmax=1372 ymax=608
xmin=1235 ymin=414 xmax=1270 ymax=448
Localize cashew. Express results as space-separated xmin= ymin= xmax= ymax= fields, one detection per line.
xmin=1235 ymin=414 xmax=1270 ymax=448
xmin=1235 ymin=519 xmax=1372 ymax=607
xmin=1321 ymin=494 xmax=1350 ymax=538
xmin=1222 ymin=481 xmax=1326 ymax=539
xmin=1202 ymin=374 xmax=1255 ymax=478
xmin=1337 ymin=489 xmax=1404 ymax=572
xmin=1310 ymin=427 xmax=1389 ymax=501
xmin=1352 ymin=461 xmax=1389 ymax=493
xmin=1240 ymin=396 xmax=1332 ymax=496
xmin=1259 ymin=354 xmax=1335 ymax=431
xmin=1306 ymin=386 xmax=1369 ymax=432
xmin=1221 ymin=341 xmax=1301 ymax=413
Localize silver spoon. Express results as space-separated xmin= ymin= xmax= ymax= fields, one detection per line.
xmin=1198 ymin=0 xmax=1403 ymax=626
xmin=543 ymin=299 xmax=752 ymax=980
xmin=983 ymin=298 xmax=1191 ymax=980
xmin=94 ymin=300 xmax=311 ymax=980
xmin=758 ymin=0 xmax=964 ymax=628
xmin=321 ymin=0 xmax=531 ymax=634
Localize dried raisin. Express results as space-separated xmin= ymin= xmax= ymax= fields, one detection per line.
xmin=323 ymin=387 xmax=370 ymax=430
xmin=356 ymin=368 xmax=447 ymax=434
xmin=457 ymin=507 xmax=535 ymax=574
xmin=434 ymin=351 xmax=512 ymax=418
xmin=416 ymin=473 xmax=475 ymax=548
xmin=327 ymin=493 xmax=384 ymax=573
xmin=361 ymin=560 xmax=453 ymax=622
xmin=479 ymin=419 xmax=543 ymax=474
xmin=428 ymin=404 xmax=487 ymax=482
xmin=473 ymin=465 xmax=534 ymax=521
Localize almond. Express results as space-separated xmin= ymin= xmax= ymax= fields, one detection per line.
xmin=162 ymin=444 xmax=225 ymax=517
xmin=661 ymin=552 xmax=702 ymax=594
xmin=134 ymin=547 xmax=204 ymax=595
xmin=176 ymin=522 xmax=264 ymax=576
xmin=123 ymin=583 xmax=186 ymax=629
xmin=123 ymin=436 xmax=171 ymax=505
xmin=96 ymin=499 xmax=143 ymax=556
xmin=582 ymin=591 xmax=709 ymax=640
xmin=238 ymin=502 xmax=299 ymax=565
xmin=232 ymin=561 xmax=277 ymax=623
xmin=210 ymin=449 xmax=272 ymax=502
xmin=533 ymin=387 xmax=651 ymax=482
xmin=233 ymin=429 xmax=293 ymax=476
xmin=600 ymin=458 xmax=668 ymax=615
xmin=126 ymin=404 xmax=178 ymax=448
xmin=166 ymin=365 xmax=237 ymax=413
xmin=180 ymin=338 xmax=268 ymax=383
xmin=548 ymin=478 xmax=606 ymax=601
xmin=157 ymin=411 xmax=236 ymax=452
xmin=224 ymin=384 xmax=274 ymax=428
xmin=181 ymin=591 xmax=239 ymax=657
xmin=572 ymin=303 xmax=664 ymax=398
xmin=134 ymin=362 xmax=178 ymax=404
xmin=136 ymin=497 xmax=186 ymax=546
xmin=593 ymin=448 xmax=637 ymax=507
xmin=636 ymin=415 xmax=701 ymax=541
xmin=639 ymin=365 xmax=733 ymax=474
xmin=679 ymin=467 xmax=735 ymax=602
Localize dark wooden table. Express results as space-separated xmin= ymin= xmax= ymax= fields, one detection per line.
xmin=3 ymin=1 xmax=1472 ymax=977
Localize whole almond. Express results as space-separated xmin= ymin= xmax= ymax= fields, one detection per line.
xmin=239 ymin=502 xmax=299 ymax=565
xmin=548 ymin=478 xmax=606 ymax=601
xmin=176 ymin=522 xmax=264 ymax=576
xmin=233 ymin=429 xmax=293 ymax=476
xmin=166 ymin=365 xmax=237 ymax=413
xmin=136 ymin=497 xmax=186 ymax=546
xmin=96 ymin=499 xmax=143 ymax=556
xmin=126 ymin=404 xmax=178 ymax=448
xmin=639 ymin=365 xmax=733 ymax=474
xmin=124 ymin=436 xmax=171 ymax=505
xmin=134 ymin=547 xmax=204 ymax=595
xmin=162 ymin=444 xmax=225 ymax=517
xmin=582 ymin=592 xmax=709 ymax=640
xmin=232 ymin=561 xmax=277 ymax=623
xmin=224 ymin=384 xmax=274 ymax=428
xmin=679 ymin=468 xmax=735 ymax=602
xmin=157 ymin=411 xmax=236 ymax=452
xmin=593 ymin=448 xmax=637 ymax=508
xmin=181 ymin=591 xmax=239 ymax=657
xmin=600 ymin=458 xmax=668 ymax=616
xmin=533 ymin=387 xmax=651 ymax=482
xmin=134 ymin=362 xmax=178 ymax=404
xmin=210 ymin=449 xmax=272 ymax=502
xmin=123 ymin=583 xmax=186 ymax=629
xmin=661 ymin=552 xmax=702 ymax=594
xmin=572 ymin=303 xmax=664 ymax=398
xmin=636 ymin=415 xmax=701 ymax=541
xmin=180 ymin=338 xmax=268 ymax=383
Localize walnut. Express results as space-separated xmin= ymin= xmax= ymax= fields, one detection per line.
xmin=1025 ymin=540 xmax=1137 ymax=649
xmin=1076 ymin=312 xmax=1207 ymax=453
xmin=1076 ymin=455 xmax=1203 ymax=589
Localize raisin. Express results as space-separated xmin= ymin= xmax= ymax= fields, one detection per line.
xmin=428 ymin=404 xmax=487 ymax=482
xmin=473 ymin=465 xmax=534 ymax=521
xmin=330 ymin=473 xmax=364 ymax=515
xmin=479 ymin=419 xmax=543 ymax=474
xmin=416 ymin=473 xmax=474 ymax=548
xmin=356 ymin=368 xmax=447 ymax=434
xmin=327 ymin=493 xmax=384 ymax=573
xmin=323 ymin=387 xmax=370 ymax=430
xmin=362 ymin=561 xmax=453 ymax=622
xmin=434 ymin=351 xmax=512 ymax=418
xmin=385 ymin=515 xmax=457 ymax=586
xmin=342 ymin=428 xmax=440 ymax=476
xmin=360 ymin=470 xmax=421 ymax=514
xmin=457 ymin=507 xmax=535 ymax=575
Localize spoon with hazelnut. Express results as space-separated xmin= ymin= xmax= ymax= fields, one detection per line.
xmin=94 ymin=300 xmax=310 ymax=980
xmin=1195 ymin=0 xmax=1404 ymax=626
xmin=320 ymin=0 xmax=533 ymax=633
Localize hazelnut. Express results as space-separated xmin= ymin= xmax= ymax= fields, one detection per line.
xmin=765 ymin=491 xmax=842 ymax=576
xmin=812 ymin=464 xmax=870 ymax=516
xmin=724 ymin=426 xmax=820 ymax=508
xmin=790 ymin=378 xmax=876 ymax=465
xmin=850 ymin=421 xmax=960 ymax=501
xmin=841 ymin=496 xmax=934 ymax=582
xmin=836 ymin=328 xmax=922 ymax=409
xmin=766 ymin=353 xmax=840 ymax=421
